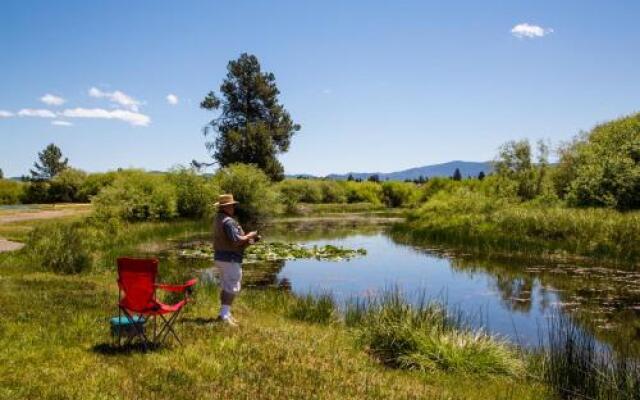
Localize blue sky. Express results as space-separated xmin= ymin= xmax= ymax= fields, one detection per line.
xmin=1 ymin=1 xmax=639 ymax=177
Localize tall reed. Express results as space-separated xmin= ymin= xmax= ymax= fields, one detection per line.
xmin=541 ymin=313 xmax=640 ymax=399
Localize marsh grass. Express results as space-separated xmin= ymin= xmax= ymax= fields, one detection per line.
xmin=540 ymin=313 xmax=640 ymax=400
xmin=288 ymin=292 xmax=339 ymax=324
xmin=394 ymin=189 xmax=640 ymax=266
xmin=342 ymin=289 xmax=524 ymax=376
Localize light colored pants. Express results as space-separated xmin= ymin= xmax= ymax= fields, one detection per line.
xmin=215 ymin=260 xmax=242 ymax=294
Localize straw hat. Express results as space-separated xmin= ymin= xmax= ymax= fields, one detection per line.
xmin=214 ymin=194 xmax=239 ymax=207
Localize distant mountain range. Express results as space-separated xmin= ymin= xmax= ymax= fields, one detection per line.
xmin=290 ymin=161 xmax=493 ymax=181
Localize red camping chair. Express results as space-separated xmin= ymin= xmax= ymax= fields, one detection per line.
xmin=116 ymin=257 xmax=197 ymax=348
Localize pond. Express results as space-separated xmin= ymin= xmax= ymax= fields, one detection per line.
xmin=154 ymin=219 xmax=640 ymax=354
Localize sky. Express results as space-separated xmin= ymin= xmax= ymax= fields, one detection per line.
xmin=1 ymin=1 xmax=639 ymax=177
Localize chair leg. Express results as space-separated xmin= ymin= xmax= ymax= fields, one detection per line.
xmin=121 ymin=309 xmax=151 ymax=350
xmin=154 ymin=310 xmax=183 ymax=345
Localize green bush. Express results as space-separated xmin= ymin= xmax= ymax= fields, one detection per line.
xmin=319 ymin=181 xmax=347 ymax=203
xmin=381 ymin=181 xmax=418 ymax=207
xmin=276 ymin=179 xmax=323 ymax=204
xmin=92 ymin=170 xmax=178 ymax=221
xmin=78 ymin=171 xmax=118 ymax=201
xmin=563 ymin=113 xmax=640 ymax=210
xmin=168 ymin=168 xmax=218 ymax=218
xmin=21 ymin=180 xmax=51 ymax=204
xmin=26 ymin=222 xmax=92 ymax=274
xmin=214 ymin=163 xmax=279 ymax=228
xmin=343 ymin=181 xmax=383 ymax=205
xmin=0 ymin=179 xmax=24 ymax=205
xmin=48 ymin=168 xmax=88 ymax=202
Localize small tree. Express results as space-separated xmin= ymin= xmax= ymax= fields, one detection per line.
xmin=478 ymin=171 xmax=486 ymax=180
xmin=0 ymin=168 xmax=4 ymax=179
xmin=368 ymin=174 xmax=380 ymax=183
xmin=200 ymin=53 xmax=301 ymax=181
xmin=30 ymin=143 xmax=68 ymax=181
xmin=452 ymin=168 xmax=462 ymax=181
xmin=494 ymin=139 xmax=550 ymax=200
xmin=347 ymin=174 xmax=355 ymax=182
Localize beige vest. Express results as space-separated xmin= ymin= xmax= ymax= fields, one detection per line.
xmin=213 ymin=213 xmax=245 ymax=253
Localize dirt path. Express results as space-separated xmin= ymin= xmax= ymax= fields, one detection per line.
xmin=0 ymin=205 xmax=92 ymax=252
xmin=0 ymin=208 xmax=90 ymax=224
xmin=0 ymin=238 xmax=24 ymax=252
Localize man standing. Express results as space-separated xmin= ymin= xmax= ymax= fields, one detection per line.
xmin=213 ymin=194 xmax=259 ymax=326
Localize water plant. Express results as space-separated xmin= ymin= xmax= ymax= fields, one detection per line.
xmin=175 ymin=240 xmax=367 ymax=262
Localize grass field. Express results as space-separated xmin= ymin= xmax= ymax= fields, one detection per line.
xmin=0 ymin=268 xmax=547 ymax=399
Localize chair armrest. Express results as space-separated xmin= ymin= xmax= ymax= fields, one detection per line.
xmin=155 ymin=278 xmax=198 ymax=293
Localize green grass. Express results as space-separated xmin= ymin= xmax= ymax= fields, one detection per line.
xmin=393 ymin=189 xmax=640 ymax=266
xmin=0 ymin=271 xmax=547 ymax=399
xmin=0 ymin=217 xmax=548 ymax=399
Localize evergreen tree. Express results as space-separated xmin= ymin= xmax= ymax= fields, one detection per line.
xmin=452 ymin=168 xmax=462 ymax=181
xmin=0 ymin=168 xmax=3 ymax=179
xmin=368 ymin=174 xmax=380 ymax=183
xmin=347 ymin=174 xmax=355 ymax=181
xmin=30 ymin=143 xmax=68 ymax=181
xmin=200 ymin=53 xmax=301 ymax=181
xmin=478 ymin=171 xmax=486 ymax=180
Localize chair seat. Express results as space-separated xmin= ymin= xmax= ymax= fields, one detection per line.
xmin=120 ymin=299 xmax=187 ymax=316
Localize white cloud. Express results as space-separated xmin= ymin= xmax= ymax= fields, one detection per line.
xmin=511 ymin=23 xmax=553 ymax=39
xmin=40 ymin=93 xmax=66 ymax=106
xmin=17 ymin=108 xmax=56 ymax=118
xmin=60 ymin=107 xmax=151 ymax=126
xmin=88 ymin=87 xmax=142 ymax=111
xmin=0 ymin=110 xmax=14 ymax=118
xmin=166 ymin=93 xmax=179 ymax=105
xmin=51 ymin=120 xmax=73 ymax=127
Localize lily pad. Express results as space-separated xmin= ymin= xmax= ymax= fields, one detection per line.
xmin=174 ymin=240 xmax=367 ymax=263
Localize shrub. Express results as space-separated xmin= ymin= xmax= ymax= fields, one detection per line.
xmin=78 ymin=171 xmax=118 ymax=201
xmin=213 ymin=163 xmax=279 ymax=228
xmin=276 ymin=179 xmax=323 ymax=204
xmin=21 ymin=180 xmax=51 ymax=203
xmin=48 ymin=168 xmax=88 ymax=202
xmin=26 ymin=222 xmax=92 ymax=274
xmin=168 ymin=167 xmax=218 ymax=218
xmin=343 ymin=181 xmax=383 ymax=205
xmin=0 ymin=179 xmax=24 ymax=205
xmin=318 ymin=180 xmax=347 ymax=203
xmin=381 ymin=181 xmax=418 ymax=207
xmin=564 ymin=112 xmax=640 ymax=210
xmin=92 ymin=170 xmax=177 ymax=221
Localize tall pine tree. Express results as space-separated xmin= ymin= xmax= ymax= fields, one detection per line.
xmin=30 ymin=143 xmax=68 ymax=181
xmin=199 ymin=53 xmax=301 ymax=181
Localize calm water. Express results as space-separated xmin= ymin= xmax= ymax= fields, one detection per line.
xmin=167 ymin=221 xmax=640 ymax=353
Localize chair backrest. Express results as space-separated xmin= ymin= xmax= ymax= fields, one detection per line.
xmin=117 ymin=257 xmax=159 ymax=313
